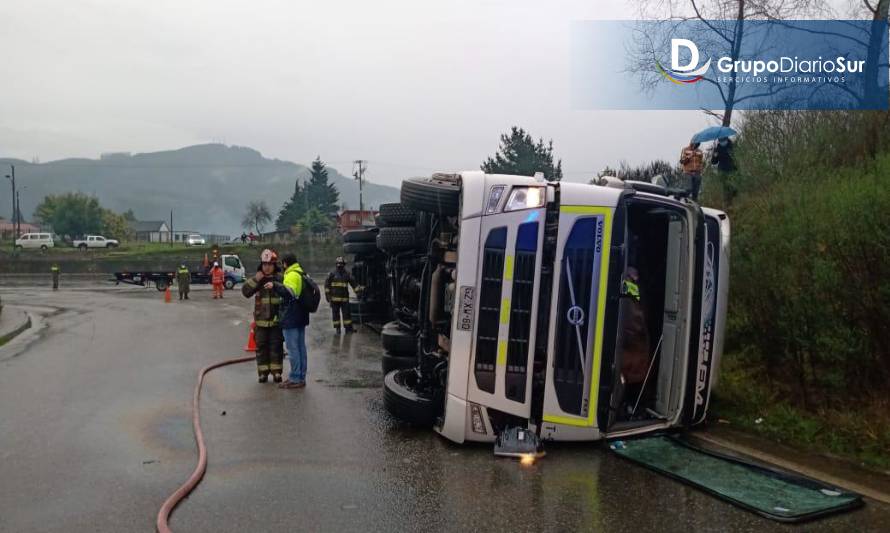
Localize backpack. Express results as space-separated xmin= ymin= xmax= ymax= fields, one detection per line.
xmin=298 ymin=272 xmax=321 ymax=313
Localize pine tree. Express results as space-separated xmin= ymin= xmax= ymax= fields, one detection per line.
xmin=481 ymin=126 xmax=563 ymax=181
xmin=275 ymin=178 xmax=306 ymax=231
xmin=305 ymin=157 xmax=340 ymax=215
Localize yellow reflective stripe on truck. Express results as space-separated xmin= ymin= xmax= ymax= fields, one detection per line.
xmin=542 ymin=205 xmax=613 ymax=428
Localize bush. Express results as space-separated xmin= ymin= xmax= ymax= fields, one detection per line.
xmin=725 ymin=148 xmax=890 ymax=409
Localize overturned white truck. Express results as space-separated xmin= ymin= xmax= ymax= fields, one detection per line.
xmin=377 ymin=171 xmax=729 ymax=444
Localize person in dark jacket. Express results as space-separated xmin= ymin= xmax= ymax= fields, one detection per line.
xmin=711 ymin=137 xmax=737 ymax=173
xmin=242 ymin=249 xmax=284 ymax=383
xmin=176 ymin=263 xmax=191 ymax=300
xmin=272 ymin=252 xmax=310 ymax=389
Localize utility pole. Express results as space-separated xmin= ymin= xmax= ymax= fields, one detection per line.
xmin=16 ymin=190 xmax=22 ymax=236
xmin=170 ymin=209 xmax=173 ymax=247
xmin=5 ymin=165 xmax=16 ymax=238
xmin=353 ymin=160 xmax=367 ymax=223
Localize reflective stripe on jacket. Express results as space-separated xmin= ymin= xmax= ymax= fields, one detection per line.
xmin=325 ymin=269 xmax=355 ymax=303
xmin=242 ymin=270 xmax=284 ymax=326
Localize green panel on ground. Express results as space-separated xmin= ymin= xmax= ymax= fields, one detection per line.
xmin=610 ymin=436 xmax=862 ymax=522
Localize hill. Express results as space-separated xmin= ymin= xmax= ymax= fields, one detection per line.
xmin=0 ymin=144 xmax=401 ymax=235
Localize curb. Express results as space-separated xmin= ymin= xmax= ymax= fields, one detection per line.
xmin=0 ymin=309 xmax=32 ymax=347
xmin=692 ymin=431 xmax=890 ymax=505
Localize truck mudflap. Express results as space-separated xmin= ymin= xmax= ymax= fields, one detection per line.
xmin=609 ymin=435 xmax=863 ymax=523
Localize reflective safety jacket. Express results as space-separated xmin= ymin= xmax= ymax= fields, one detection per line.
xmin=242 ymin=269 xmax=284 ymax=327
xmin=177 ymin=267 xmax=190 ymax=290
xmin=324 ymin=268 xmax=357 ymax=303
xmin=210 ymin=266 xmax=225 ymax=285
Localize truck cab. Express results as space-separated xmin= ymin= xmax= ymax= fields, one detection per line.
xmin=380 ymin=171 xmax=729 ymax=444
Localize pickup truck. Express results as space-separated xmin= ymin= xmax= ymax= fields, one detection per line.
xmin=112 ymin=254 xmax=246 ymax=291
xmin=374 ymin=172 xmax=729 ymax=445
xmin=74 ymin=235 xmax=119 ymax=249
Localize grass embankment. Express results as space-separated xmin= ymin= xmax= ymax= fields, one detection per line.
xmin=0 ymin=240 xmax=344 ymax=273
xmin=712 ymin=356 xmax=890 ymax=471
xmin=703 ymin=111 xmax=890 ymax=471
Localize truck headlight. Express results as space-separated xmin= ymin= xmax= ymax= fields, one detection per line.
xmin=486 ymin=186 xmax=505 ymax=214
xmin=470 ymin=403 xmax=487 ymax=434
xmin=504 ymin=187 xmax=544 ymax=212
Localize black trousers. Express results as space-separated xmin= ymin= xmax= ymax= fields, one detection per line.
xmin=330 ymin=301 xmax=352 ymax=330
xmin=254 ymin=326 xmax=284 ymax=376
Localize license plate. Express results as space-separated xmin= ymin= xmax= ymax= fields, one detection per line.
xmin=458 ymin=286 xmax=475 ymax=331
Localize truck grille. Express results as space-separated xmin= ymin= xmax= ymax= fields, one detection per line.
xmin=553 ymin=217 xmax=604 ymax=416
xmin=474 ymin=227 xmax=507 ymax=393
xmin=505 ymin=222 xmax=539 ymax=403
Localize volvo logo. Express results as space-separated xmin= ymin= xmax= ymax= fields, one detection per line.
xmin=566 ymin=305 xmax=585 ymax=326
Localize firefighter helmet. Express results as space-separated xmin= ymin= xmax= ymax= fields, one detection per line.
xmin=261 ymin=249 xmax=277 ymax=263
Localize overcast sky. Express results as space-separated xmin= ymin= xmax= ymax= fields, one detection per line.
xmin=0 ymin=0 xmax=713 ymax=186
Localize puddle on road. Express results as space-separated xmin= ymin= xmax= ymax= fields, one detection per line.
xmin=123 ymin=406 xmax=194 ymax=458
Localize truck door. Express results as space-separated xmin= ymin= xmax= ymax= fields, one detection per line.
xmin=466 ymin=206 xmax=546 ymax=419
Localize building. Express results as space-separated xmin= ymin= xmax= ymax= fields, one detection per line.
xmin=129 ymin=221 xmax=170 ymax=242
xmin=0 ymin=221 xmax=40 ymax=240
xmin=337 ymin=209 xmax=377 ymax=233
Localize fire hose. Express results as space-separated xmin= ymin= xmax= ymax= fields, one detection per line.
xmin=155 ymin=354 xmax=254 ymax=533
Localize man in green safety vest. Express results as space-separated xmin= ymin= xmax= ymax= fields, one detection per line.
xmin=51 ymin=263 xmax=60 ymax=290
xmin=176 ymin=263 xmax=191 ymax=300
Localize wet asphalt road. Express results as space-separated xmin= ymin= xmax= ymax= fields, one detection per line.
xmin=1 ymin=281 xmax=889 ymax=532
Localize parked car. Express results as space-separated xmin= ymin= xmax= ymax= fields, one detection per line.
xmin=186 ymin=234 xmax=206 ymax=246
xmin=73 ymin=235 xmax=120 ymax=249
xmin=14 ymin=232 xmax=55 ymax=250
xmin=374 ymin=171 xmax=730 ymax=446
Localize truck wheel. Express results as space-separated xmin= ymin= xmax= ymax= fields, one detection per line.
xmin=374 ymin=214 xmax=388 ymax=228
xmin=382 ymin=352 xmax=416 ymax=374
xmin=224 ymin=278 xmax=235 ymax=290
xmin=376 ymin=227 xmax=415 ymax=253
xmin=378 ymin=202 xmax=417 ymax=226
xmin=383 ymin=369 xmax=438 ymax=427
xmin=40 ymin=245 xmax=48 ymax=251
xmin=156 ymin=279 xmax=169 ymax=291
xmin=106 ymin=243 xmax=116 ymax=248
xmin=78 ymin=243 xmax=88 ymax=250
xmin=400 ymin=177 xmax=460 ymax=216
xmin=343 ymin=241 xmax=377 ymax=255
xmin=381 ymin=323 xmax=416 ymax=357
xmin=343 ymin=228 xmax=377 ymax=243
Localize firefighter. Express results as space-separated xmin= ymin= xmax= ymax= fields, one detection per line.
xmin=177 ymin=263 xmax=191 ymax=300
xmin=325 ymin=256 xmax=359 ymax=334
xmin=242 ymin=249 xmax=285 ymax=382
xmin=51 ymin=263 xmax=60 ymax=290
xmin=210 ymin=261 xmax=225 ymax=299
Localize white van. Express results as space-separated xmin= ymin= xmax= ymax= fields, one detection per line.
xmin=379 ymin=172 xmax=729 ymax=444
xmin=15 ymin=233 xmax=55 ymax=250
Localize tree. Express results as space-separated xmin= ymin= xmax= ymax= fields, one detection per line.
xmin=305 ymin=157 xmax=340 ymax=215
xmin=101 ymin=209 xmax=134 ymax=241
xmin=33 ymin=193 xmax=104 ymax=237
xmin=301 ymin=207 xmax=333 ymax=234
xmin=242 ymin=200 xmax=272 ymax=235
xmin=481 ymin=127 xmax=563 ymax=181
xmin=628 ymin=0 xmax=825 ymax=126
xmin=276 ymin=178 xmax=306 ymax=231
xmin=122 ymin=209 xmax=137 ymax=222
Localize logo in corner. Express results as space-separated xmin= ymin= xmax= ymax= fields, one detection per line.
xmin=656 ymin=38 xmax=711 ymax=85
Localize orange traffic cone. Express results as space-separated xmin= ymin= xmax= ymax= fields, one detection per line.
xmin=164 ymin=285 xmax=172 ymax=303
xmin=244 ymin=321 xmax=257 ymax=352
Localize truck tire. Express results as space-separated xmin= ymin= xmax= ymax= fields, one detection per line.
xmin=343 ymin=229 xmax=377 ymax=243
xmin=156 ymin=279 xmax=169 ymax=291
xmin=400 ymin=177 xmax=460 ymax=216
xmin=374 ymin=214 xmax=388 ymax=228
xmin=78 ymin=243 xmax=87 ymax=250
xmin=381 ymin=323 xmax=416 ymax=357
xmin=383 ymin=369 xmax=438 ymax=427
xmin=382 ymin=352 xmax=416 ymax=374
xmin=343 ymin=241 xmax=377 ymax=255
xmin=378 ymin=203 xmax=417 ymax=226
xmin=224 ymin=278 xmax=235 ymax=290
xmin=376 ymin=227 xmax=415 ymax=253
